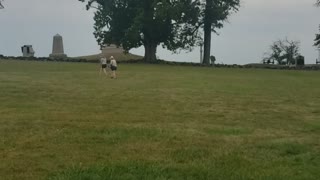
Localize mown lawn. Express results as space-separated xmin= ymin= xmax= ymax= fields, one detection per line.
xmin=0 ymin=59 xmax=320 ymax=180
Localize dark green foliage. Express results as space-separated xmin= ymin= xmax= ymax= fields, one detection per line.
xmin=78 ymin=0 xmax=241 ymax=63
xmin=78 ymin=0 xmax=201 ymax=62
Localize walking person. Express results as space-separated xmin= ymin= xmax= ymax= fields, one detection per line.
xmin=110 ymin=56 xmax=117 ymax=79
xmin=99 ymin=55 xmax=109 ymax=77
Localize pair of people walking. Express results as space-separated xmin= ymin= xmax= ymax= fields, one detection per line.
xmin=100 ymin=55 xmax=117 ymax=79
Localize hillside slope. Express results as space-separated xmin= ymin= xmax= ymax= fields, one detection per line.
xmin=75 ymin=52 xmax=143 ymax=61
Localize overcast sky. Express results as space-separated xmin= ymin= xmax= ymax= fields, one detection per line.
xmin=0 ymin=0 xmax=319 ymax=64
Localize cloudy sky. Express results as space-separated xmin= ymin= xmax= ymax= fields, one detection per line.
xmin=0 ymin=0 xmax=319 ymax=64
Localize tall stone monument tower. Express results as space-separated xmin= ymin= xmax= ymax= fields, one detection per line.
xmin=49 ymin=34 xmax=67 ymax=58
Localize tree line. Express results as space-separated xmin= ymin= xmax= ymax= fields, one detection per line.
xmin=78 ymin=0 xmax=320 ymax=64
xmin=79 ymin=0 xmax=240 ymax=64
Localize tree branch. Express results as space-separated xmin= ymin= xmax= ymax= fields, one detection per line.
xmin=0 ymin=0 xmax=4 ymax=9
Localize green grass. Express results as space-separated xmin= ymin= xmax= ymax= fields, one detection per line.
xmin=0 ymin=59 xmax=320 ymax=180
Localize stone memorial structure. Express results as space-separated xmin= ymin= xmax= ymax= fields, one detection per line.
xmin=21 ymin=45 xmax=35 ymax=57
xmin=49 ymin=34 xmax=67 ymax=58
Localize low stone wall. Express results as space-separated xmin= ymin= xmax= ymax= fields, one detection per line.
xmin=1 ymin=55 xmax=320 ymax=71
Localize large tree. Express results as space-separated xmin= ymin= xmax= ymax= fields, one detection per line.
xmin=79 ymin=0 xmax=200 ymax=62
xmin=201 ymin=0 xmax=240 ymax=64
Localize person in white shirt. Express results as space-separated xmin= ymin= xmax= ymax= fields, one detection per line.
xmin=99 ymin=55 xmax=109 ymax=77
xmin=110 ymin=56 xmax=117 ymax=79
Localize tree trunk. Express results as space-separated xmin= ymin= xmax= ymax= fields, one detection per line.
xmin=203 ymin=22 xmax=212 ymax=65
xmin=144 ymin=42 xmax=157 ymax=62
xmin=202 ymin=0 xmax=213 ymax=65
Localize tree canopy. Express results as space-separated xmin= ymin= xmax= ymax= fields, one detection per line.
xmin=79 ymin=0 xmax=201 ymax=62
xmin=79 ymin=0 xmax=241 ymax=63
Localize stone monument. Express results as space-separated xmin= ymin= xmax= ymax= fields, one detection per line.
xmin=21 ymin=45 xmax=35 ymax=57
xmin=49 ymin=34 xmax=67 ymax=58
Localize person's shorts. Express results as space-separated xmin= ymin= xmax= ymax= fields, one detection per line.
xmin=102 ymin=64 xmax=107 ymax=68
xmin=111 ymin=65 xmax=117 ymax=71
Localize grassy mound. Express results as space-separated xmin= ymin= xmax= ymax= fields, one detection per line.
xmin=74 ymin=53 xmax=143 ymax=61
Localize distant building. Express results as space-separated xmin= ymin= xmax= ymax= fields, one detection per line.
xmin=21 ymin=45 xmax=35 ymax=57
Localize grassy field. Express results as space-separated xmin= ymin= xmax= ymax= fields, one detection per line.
xmin=0 ymin=59 xmax=320 ymax=180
